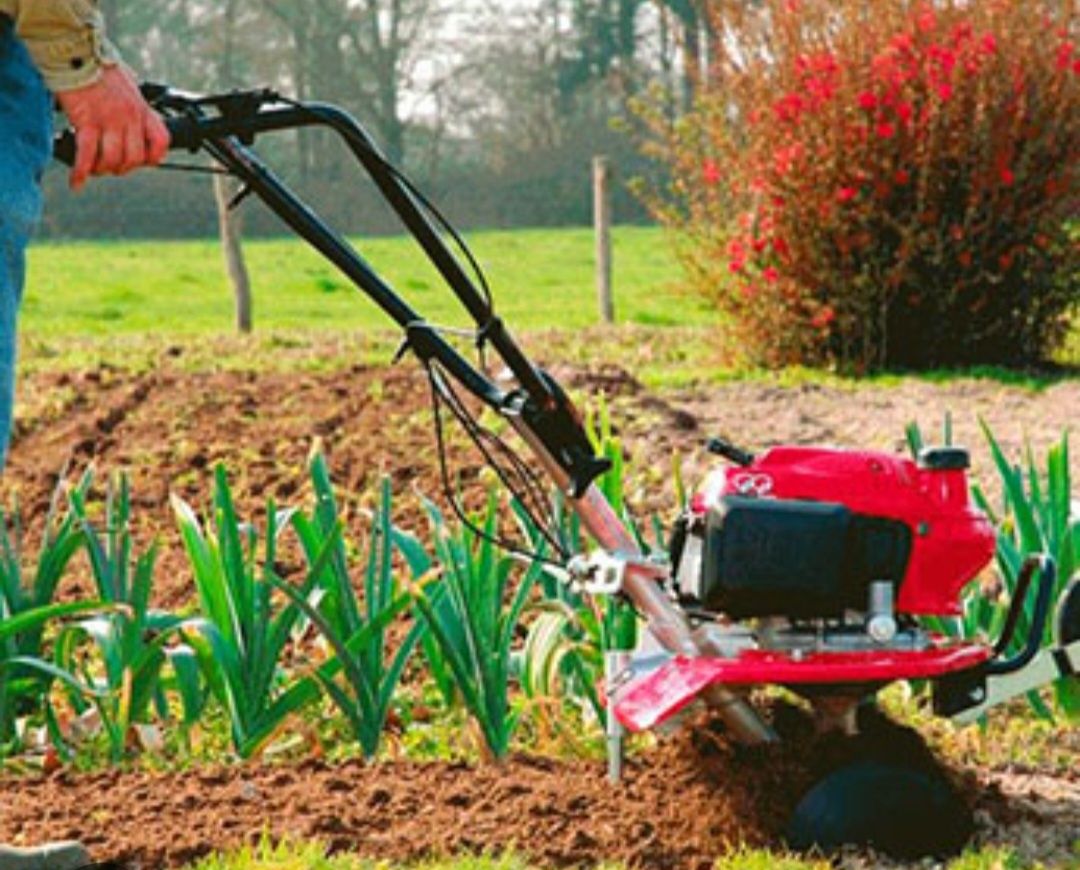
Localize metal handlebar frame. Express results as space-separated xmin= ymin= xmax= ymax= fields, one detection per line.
xmin=54 ymin=85 xmax=609 ymax=498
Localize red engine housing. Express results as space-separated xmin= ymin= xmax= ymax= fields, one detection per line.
xmin=692 ymin=447 xmax=995 ymax=617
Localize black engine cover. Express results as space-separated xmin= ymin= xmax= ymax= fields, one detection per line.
xmin=696 ymin=496 xmax=912 ymax=618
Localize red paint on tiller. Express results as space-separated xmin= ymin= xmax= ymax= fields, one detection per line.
xmin=613 ymin=644 xmax=993 ymax=732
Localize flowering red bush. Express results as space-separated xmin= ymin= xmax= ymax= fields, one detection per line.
xmin=640 ymin=0 xmax=1079 ymax=370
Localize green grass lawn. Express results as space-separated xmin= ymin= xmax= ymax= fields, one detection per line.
xmin=184 ymin=838 xmax=1038 ymax=870
xmin=23 ymin=226 xmax=713 ymax=336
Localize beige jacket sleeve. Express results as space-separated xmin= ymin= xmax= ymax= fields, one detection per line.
xmin=3 ymin=0 xmax=121 ymax=92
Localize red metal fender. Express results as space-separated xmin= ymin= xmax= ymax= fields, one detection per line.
xmin=612 ymin=644 xmax=992 ymax=732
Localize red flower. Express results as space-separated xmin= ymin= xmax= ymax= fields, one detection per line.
xmin=1057 ymin=42 xmax=1075 ymax=70
xmin=773 ymin=143 xmax=804 ymax=175
xmin=763 ymin=266 xmax=780 ymax=283
xmin=980 ymin=33 xmax=997 ymax=55
xmin=929 ymin=45 xmax=957 ymax=75
xmin=773 ymin=93 xmax=806 ymax=122
xmin=1073 ymin=59 xmax=1080 ymax=75
xmin=916 ymin=7 xmax=937 ymax=33
xmin=811 ymin=306 xmax=836 ymax=330
xmin=936 ymin=82 xmax=953 ymax=101
xmin=772 ymin=237 xmax=791 ymax=258
xmin=703 ymin=160 xmax=722 ymax=186
xmin=999 ymin=167 xmax=1015 ymax=186
xmin=857 ymin=92 xmax=877 ymax=110
xmin=998 ymin=252 xmax=1014 ymax=270
xmin=894 ymin=169 xmax=911 ymax=185
xmin=876 ymin=122 xmax=896 ymax=139
xmin=729 ymin=259 xmax=745 ymax=275
xmin=837 ymin=186 xmax=858 ymax=203
xmin=957 ymin=250 xmax=973 ymax=268
xmin=896 ymin=102 xmax=914 ymax=124
xmin=891 ymin=33 xmax=914 ymax=54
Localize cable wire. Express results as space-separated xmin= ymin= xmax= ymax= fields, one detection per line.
xmin=426 ymin=359 xmax=568 ymax=567
xmin=157 ymin=90 xmax=571 ymax=569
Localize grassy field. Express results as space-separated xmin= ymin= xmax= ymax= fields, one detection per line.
xmin=24 ymin=226 xmax=714 ymax=336
xmin=23 ymin=227 xmax=1079 ymax=388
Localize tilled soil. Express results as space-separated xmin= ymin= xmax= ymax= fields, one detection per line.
xmin=2 ymin=357 xmax=1079 ymax=867
xmin=6 ymin=358 xmax=1080 ymax=608
xmin=2 ymin=705 xmax=1074 ymax=869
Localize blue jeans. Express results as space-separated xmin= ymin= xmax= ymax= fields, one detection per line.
xmin=0 ymin=17 xmax=52 ymax=465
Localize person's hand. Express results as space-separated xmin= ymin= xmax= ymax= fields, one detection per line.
xmin=55 ymin=65 xmax=170 ymax=191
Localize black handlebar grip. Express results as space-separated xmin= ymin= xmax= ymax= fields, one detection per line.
xmin=52 ymin=116 xmax=200 ymax=166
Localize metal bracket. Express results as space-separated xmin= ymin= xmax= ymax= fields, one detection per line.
xmin=943 ymin=638 xmax=1080 ymax=724
xmin=556 ymin=551 xmax=669 ymax=596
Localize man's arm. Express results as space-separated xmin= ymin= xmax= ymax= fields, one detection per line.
xmin=10 ymin=0 xmax=168 ymax=189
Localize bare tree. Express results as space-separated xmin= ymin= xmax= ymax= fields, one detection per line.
xmin=259 ymin=0 xmax=448 ymax=167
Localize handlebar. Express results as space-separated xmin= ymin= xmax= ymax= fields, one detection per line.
xmin=53 ymin=116 xmax=200 ymax=166
xmin=47 ymin=84 xmax=609 ymax=498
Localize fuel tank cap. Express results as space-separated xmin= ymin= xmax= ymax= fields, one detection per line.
xmin=918 ymin=447 xmax=970 ymax=471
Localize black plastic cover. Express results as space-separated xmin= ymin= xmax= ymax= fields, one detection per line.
xmin=698 ymin=496 xmax=912 ymax=618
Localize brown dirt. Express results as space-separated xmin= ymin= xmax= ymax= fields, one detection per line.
xmin=0 ymin=705 xmax=1075 ymax=868
xmin=2 ymin=358 xmax=1078 ymax=867
xmin=6 ymin=358 xmax=1080 ymax=609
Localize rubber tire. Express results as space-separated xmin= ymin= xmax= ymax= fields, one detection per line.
xmin=785 ymin=759 xmax=973 ymax=860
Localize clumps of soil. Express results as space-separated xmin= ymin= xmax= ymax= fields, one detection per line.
xmin=0 ymin=704 xmax=976 ymax=869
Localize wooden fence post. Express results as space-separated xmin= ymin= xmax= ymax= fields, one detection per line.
xmin=594 ymin=156 xmax=614 ymax=325
xmin=214 ymin=170 xmax=253 ymax=334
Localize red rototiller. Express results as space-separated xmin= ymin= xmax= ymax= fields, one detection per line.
xmin=56 ymin=87 xmax=1080 ymax=859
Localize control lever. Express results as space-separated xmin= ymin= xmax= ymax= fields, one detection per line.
xmin=706 ymin=437 xmax=755 ymax=467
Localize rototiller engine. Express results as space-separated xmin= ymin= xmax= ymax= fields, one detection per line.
xmin=613 ymin=443 xmax=1029 ymax=734
xmin=55 ymin=85 xmax=1080 ymax=859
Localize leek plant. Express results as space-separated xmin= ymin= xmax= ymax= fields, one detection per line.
xmin=282 ymin=457 xmax=424 ymax=759
xmin=517 ymin=401 xmax=646 ymax=724
xmin=0 ymin=473 xmax=94 ymax=744
xmin=172 ymin=465 xmax=331 ymax=758
xmin=972 ymin=425 xmax=1079 ymax=718
xmin=393 ymin=522 xmax=458 ymax=709
xmin=0 ymin=599 xmax=106 ymax=752
xmin=408 ymin=493 xmax=541 ymax=760
xmin=907 ymin=419 xmax=1080 ymax=719
xmin=53 ymin=473 xmax=205 ymax=760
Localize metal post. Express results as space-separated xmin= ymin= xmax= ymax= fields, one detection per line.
xmin=593 ymin=156 xmax=614 ymax=325
xmin=605 ymin=650 xmax=630 ymax=783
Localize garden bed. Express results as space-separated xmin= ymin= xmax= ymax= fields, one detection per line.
xmin=6 ymin=358 xmax=1080 ymax=608
xmin=1 ymin=705 xmax=1076 ymax=869
xmin=2 ymin=355 xmax=1078 ymax=867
